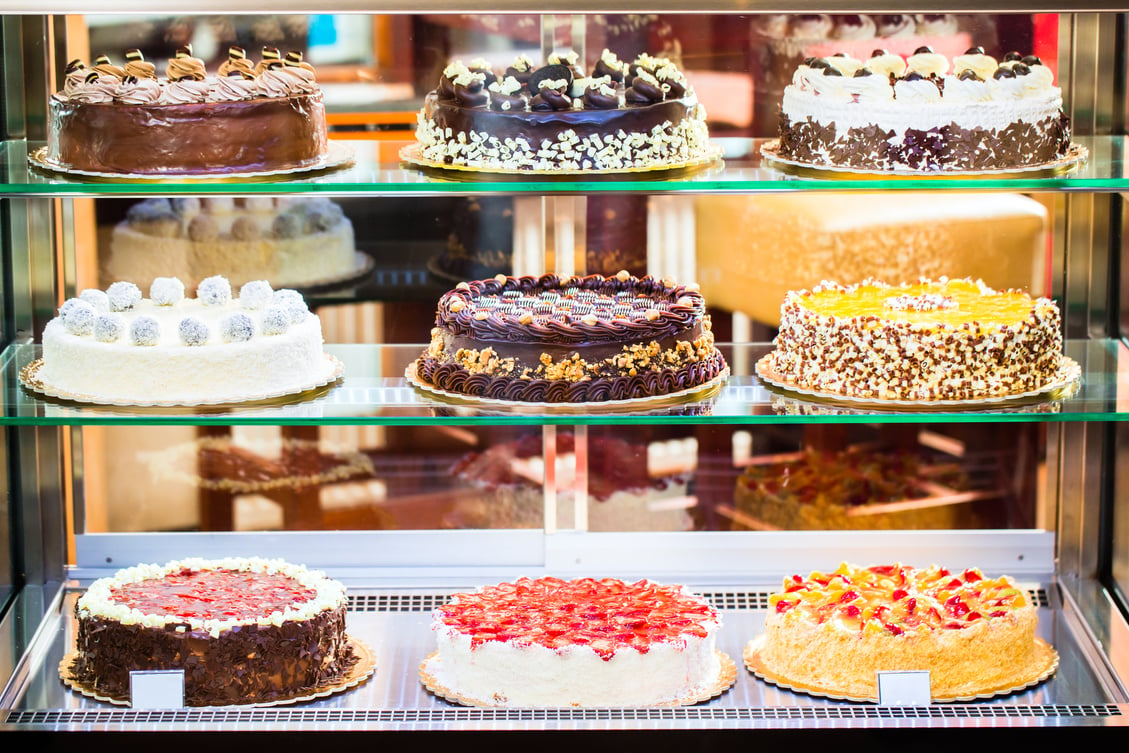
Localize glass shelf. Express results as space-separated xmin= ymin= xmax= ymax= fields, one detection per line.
xmin=2 ymin=339 xmax=1124 ymax=426
xmin=3 ymin=136 xmax=1125 ymax=196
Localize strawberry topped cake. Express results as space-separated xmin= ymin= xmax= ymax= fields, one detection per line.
xmin=750 ymin=562 xmax=1056 ymax=700
xmin=66 ymin=557 xmax=357 ymax=706
xmin=423 ymin=576 xmax=729 ymax=707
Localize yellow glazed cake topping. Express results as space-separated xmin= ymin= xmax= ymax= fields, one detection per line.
xmin=801 ymin=278 xmax=1038 ymax=328
xmin=762 ymin=277 xmax=1063 ymax=401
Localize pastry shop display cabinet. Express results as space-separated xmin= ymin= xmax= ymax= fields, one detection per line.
xmin=2 ymin=5 xmax=1129 ymax=748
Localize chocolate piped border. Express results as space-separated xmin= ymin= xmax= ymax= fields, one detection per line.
xmin=417 ymin=348 xmax=727 ymax=403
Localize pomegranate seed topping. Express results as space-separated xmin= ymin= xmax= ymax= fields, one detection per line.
xmin=990 ymin=610 xmax=1007 ymax=618
xmin=791 ymin=574 xmax=803 ymax=584
xmin=905 ymin=597 xmax=917 ymax=614
xmin=946 ymin=578 xmax=963 ymax=589
xmin=963 ymin=569 xmax=982 ymax=582
xmin=776 ymin=600 xmax=795 ymax=614
xmin=885 ymin=623 xmax=904 ymax=636
xmin=945 ymin=595 xmax=970 ymax=616
xmin=839 ymin=590 xmax=859 ymax=603
xmin=891 ymin=589 xmax=908 ymax=601
xmin=966 ymin=611 xmax=982 ymax=621
xmin=843 ymin=604 xmax=861 ymax=617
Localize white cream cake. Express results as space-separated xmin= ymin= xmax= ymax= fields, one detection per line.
xmin=40 ymin=275 xmax=331 ymax=403
xmin=776 ymin=48 xmax=1072 ymax=171
xmin=428 ymin=577 xmax=722 ymax=707
xmin=105 ymin=196 xmax=357 ymax=291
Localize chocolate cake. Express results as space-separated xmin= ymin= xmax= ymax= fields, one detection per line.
xmin=45 ymin=47 xmax=329 ymax=176
xmin=775 ymin=48 xmax=1072 ymax=171
xmin=67 ymin=557 xmax=356 ymax=706
xmin=415 ymin=272 xmax=726 ymax=403
xmin=415 ymin=50 xmax=711 ymax=171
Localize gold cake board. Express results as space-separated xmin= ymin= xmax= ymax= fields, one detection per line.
xmin=419 ymin=649 xmax=736 ymax=708
xmin=60 ymin=635 xmax=375 ymax=708
xmin=755 ymin=354 xmax=1081 ymax=412
xmin=744 ymin=635 xmax=1059 ymax=703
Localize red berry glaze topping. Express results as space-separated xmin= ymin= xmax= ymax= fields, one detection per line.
xmin=109 ymin=567 xmax=316 ymax=621
xmin=435 ymin=577 xmax=717 ymax=661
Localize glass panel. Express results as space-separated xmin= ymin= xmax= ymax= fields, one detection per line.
xmin=76 ymin=424 xmax=549 ymax=533
xmin=4 ymin=136 xmax=1127 ymax=195
xmin=1 ymin=339 xmax=1123 ymax=425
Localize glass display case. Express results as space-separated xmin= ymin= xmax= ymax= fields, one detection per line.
xmin=1 ymin=5 xmax=1127 ymax=748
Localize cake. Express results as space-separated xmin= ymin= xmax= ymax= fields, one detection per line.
xmin=45 ymin=46 xmax=329 ymax=176
xmin=105 ymin=197 xmax=358 ymax=291
xmin=759 ymin=277 xmax=1064 ymax=401
xmin=37 ymin=275 xmax=333 ymax=404
xmin=415 ymin=272 xmax=727 ymax=403
xmin=425 ymin=576 xmax=724 ymax=706
xmin=447 ymin=432 xmax=694 ymax=531
xmin=66 ymin=557 xmax=356 ymax=706
xmin=750 ymin=14 xmax=972 ymax=136
xmin=414 ymin=49 xmax=711 ymax=171
xmin=732 ymin=447 xmax=973 ymax=530
xmin=753 ymin=562 xmax=1053 ymax=699
xmin=775 ymin=47 xmax=1073 ymax=171
xmin=695 ymin=192 xmax=1048 ymax=327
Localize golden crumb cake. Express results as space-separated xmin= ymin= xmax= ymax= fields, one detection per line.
xmin=761 ymin=277 xmax=1063 ymax=401
xmin=753 ymin=562 xmax=1054 ymax=699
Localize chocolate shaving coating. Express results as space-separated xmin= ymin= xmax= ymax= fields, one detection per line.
xmin=70 ymin=603 xmax=356 ymax=706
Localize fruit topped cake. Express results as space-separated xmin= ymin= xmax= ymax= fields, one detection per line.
xmin=759 ymin=277 xmax=1064 ymax=401
xmin=66 ymin=557 xmax=357 ymax=706
xmin=424 ymin=576 xmax=728 ymax=706
xmin=414 ymin=49 xmax=712 ymax=171
xmin=45 ymin=45 xmax=330 ymax=176
xmin=415 ymin=272 xmax=727 ymax=403
xmin=751 ymin=562 xmax=1055 ymax=699
xmin=774 ymin=47 xmax=1073 ymax=171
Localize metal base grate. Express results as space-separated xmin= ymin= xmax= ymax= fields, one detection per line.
xmin=347 ymin=589 xmax=1051 ymax=613
xmin=5 ymin=705 xmax=1121 ymax=726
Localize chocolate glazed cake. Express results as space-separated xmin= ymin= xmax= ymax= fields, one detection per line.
xmin=414 ymin=51 xmax=711 ymax=171
xmin=68 ymin=558 xmax=357 ymax=706
xmin=48 ymin=94 xmax=328 ymax=175
xmin=416 ymin=272 xmax=727 ymax=403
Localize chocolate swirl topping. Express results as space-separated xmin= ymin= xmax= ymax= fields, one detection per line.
xmin=435 ymin=273 xmax=706 ymax=345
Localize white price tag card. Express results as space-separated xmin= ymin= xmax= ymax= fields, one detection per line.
xmin=129 ymin=670 xmax=185 ymax=709
xmin=876 ymin=670 xmax=931 ymax=706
